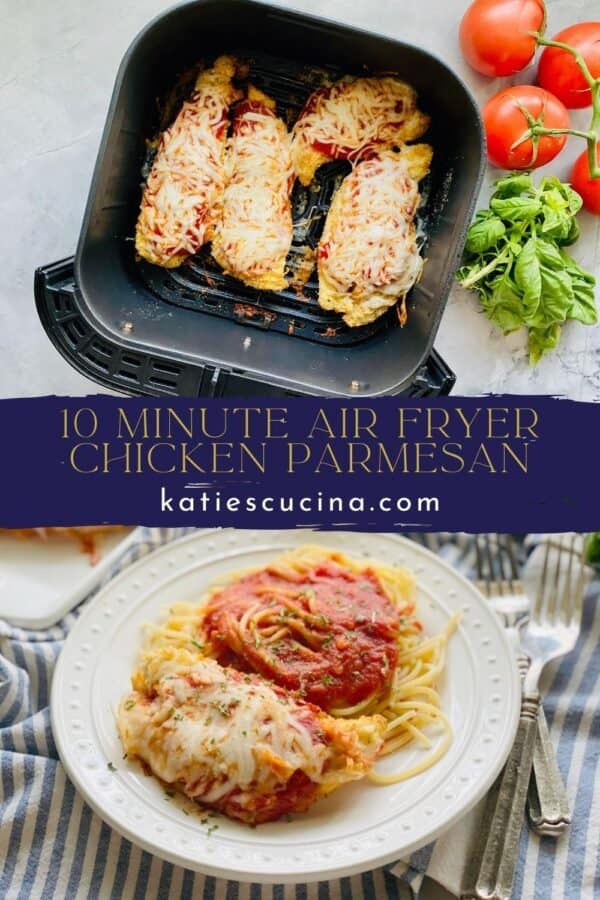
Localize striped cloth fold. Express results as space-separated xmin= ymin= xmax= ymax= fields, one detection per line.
xmin=1 ymin=531 xmax=598 ymax=899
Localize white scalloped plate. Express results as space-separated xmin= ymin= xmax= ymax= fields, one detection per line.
xmin=51 ymin=530 xmax=520 ymax=883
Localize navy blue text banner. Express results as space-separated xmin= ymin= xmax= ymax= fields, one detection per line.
xmin=0 ymin=395 xmax=597 ymax=532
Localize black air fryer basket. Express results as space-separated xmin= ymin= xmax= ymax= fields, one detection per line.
xmin=35 ymin=0 xmax=485 ymax=397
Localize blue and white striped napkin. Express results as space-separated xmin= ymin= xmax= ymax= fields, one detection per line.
xmin=1 ymin=531 xmax=598 ymax=899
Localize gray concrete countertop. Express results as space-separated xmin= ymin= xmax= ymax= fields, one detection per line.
xmin=2 ymin=0 xmax=599 ymax=398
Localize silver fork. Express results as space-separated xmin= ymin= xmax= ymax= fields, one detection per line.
xmin=463 ymin=535 xmax=587 ymax=900
xmin=474 ymin=534 xmax=570 ymax=837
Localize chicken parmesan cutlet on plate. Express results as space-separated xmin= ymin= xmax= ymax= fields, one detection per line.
xmin=118 ymin=648 xmax=385 ymax=825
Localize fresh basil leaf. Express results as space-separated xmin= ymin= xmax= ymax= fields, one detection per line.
xmin=492 ymin=173 xmax=534 ymax=199
xmin=566 ymin=260 xmax=597 ymax=325
xmin=540 ymin=187 xmax=568 ymax=212
xmin=464 ymin=211 xmax=506 ymax=254
xmin=513 ymin=238 xmax=541 ymax=320
xmin=559 ymin=215 xmax=580 ymax=247
xmin=585 ymin=533 xmax=600 ymax=566
xmin=541 ymin=208 xmax=571 ymax=242
xmin=529 ymin=324 xmax=561 ymax=365
xmin=560 ymin=249 xmax=596 ymax=281
xmin=482 ymin=272 xmax=525 ymax=334
xmin=535 ymin=266 xmax=574 ymax=326
xmin=490 ymin=196 xmax=542 ymax=222
xmin=559 ymin=183 xmax=583 ymax=215
xmin=535 ymin=239 xmax=564 ymax=270
xmin=569 ymin=279 xmax=598 ymax=324
xmin=508 ymin=240 xmax=524 ymax=256
xmin=540 ymin=177 xmax=584 ymax=215
xmin=538 ymin=176 xmax=565 ymax=196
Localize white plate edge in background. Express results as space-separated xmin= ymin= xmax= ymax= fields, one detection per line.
xmin=0 ymin=527 xmax=145 ymax=628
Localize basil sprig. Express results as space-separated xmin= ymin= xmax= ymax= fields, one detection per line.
xmin=585 ymin=533 xmax=600 ymax=566
xmin=457 ymin=173 xmax=597 ymax=364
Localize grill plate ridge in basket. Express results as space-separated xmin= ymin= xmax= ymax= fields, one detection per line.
xmin=37 ymin=0 xmax=484 ymax=397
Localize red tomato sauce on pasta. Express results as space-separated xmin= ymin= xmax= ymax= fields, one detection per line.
xmin=203 ymin=561 xmax=403 ymax=711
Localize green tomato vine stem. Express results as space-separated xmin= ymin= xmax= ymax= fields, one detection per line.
xmin=510 ymin=32 xmax=600 ymax=178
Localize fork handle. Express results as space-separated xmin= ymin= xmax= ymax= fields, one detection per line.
xmin=528 ymin=705 xmax=571 ymax=836
xmin=461 ymin=692 xmax=540 ymax=900
xmin=515 ymin=655 xmax=571 ymax=836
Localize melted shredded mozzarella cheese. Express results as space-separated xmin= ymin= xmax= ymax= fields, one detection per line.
xmin=211 ymin=94 xmax=294 ymax=290
xmin=291 ymin=76 xmax=430 ymax=185
xmin=118 ymin=650 xmax=384 ymax=822
xmin=318 ymin=150 xmax=431 ymax=327
xmin=135 ymin=56 xmax=241 ymax=268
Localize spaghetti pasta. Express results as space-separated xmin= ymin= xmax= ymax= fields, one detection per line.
xmin=139 ymin=546 xmax=457 ymax=788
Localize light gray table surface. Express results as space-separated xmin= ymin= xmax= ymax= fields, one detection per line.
xmin=1 ymin=0 xmax=599 ymax=399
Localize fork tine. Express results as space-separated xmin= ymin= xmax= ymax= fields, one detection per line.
xmin=474 ymin=534 xmax=491 ymax=597
xmin=560 ymin=534 xmax=585 ymax=630
xmin=532 ymin=538 xmax=551 ymax=622
xmin=505 ymin=534 xmax=520 ymax=583
xmin=475 ymin=534 xmax=484 ymax=581
xmin=548 ymin=534 xmax=564 ymax=626
xmin=496 ymin=535 xmax=507 ymax=582
xmin=570 ymin=541 xmax=587 ymax=631
xmin=560 ymin=534 xmax=576 ymax=627
xmin=484 ymin=533 xmax=495 ymax=582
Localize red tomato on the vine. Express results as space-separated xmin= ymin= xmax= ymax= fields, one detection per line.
xmin=538 ymin=23 xmax=600 ymax=109
xmin=482 ymin=86 xmax=570 ymax=169
xmin=571 ymin=147 xmax=600 ymax=214
xmin=459 ymin=0 xmax=546 ymax=77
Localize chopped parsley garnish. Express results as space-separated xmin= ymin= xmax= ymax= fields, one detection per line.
xmin=190 ymin=638 xmax=204 ymax=651
xmin=207 ymin=823 xmax=219 ymax=836
xmin=124 ymin=699 xmax=135 ymax=710
xmin=320 ymin=674 xmax=336 ymax=686
xmin=107 ymin=762 xmax=117 ymax=772
xmin=165 ymin=789 xmax=175 ymax=799
xmin=171 ymin=711 xmax=185 ymax=722
xmin=211 ymin=698 xmax=239 ymax=718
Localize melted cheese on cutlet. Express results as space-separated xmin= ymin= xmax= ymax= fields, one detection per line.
xmin=291 ymin=76 xmax=430 ymax=185
xmin=135 ymin=56 xmax=241 ymax=268
xmin=318 ymin=147 xmax=432 ymax=327
xmin=211 ymin=88 xmax=294 ymax=291
xmin=118 ymin=651 xmax=385 ymax=806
